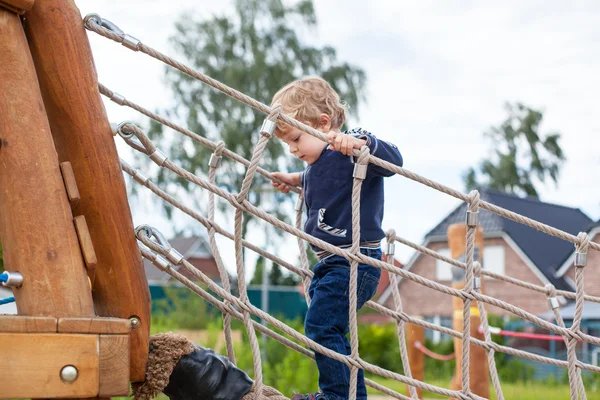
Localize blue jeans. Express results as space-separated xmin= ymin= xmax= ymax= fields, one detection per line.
xmin=305 ymin=248 xmax=382 ymax=400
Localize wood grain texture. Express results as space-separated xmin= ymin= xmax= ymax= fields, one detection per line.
xmin=99 ymin=334 xmax=130 ymax=396
xmin=0 ymin=315 xmax=57 ymax=333
xmin=0 ymin=0 xmax=34 ymax=14
xmin=0 ymin=333 xmax=99 ymax=398
xmin=0 ymin=8 xmax=94 ymax=318
xmin=23 ymin=0 xmax=151 ymax=380
xmin=60 ymin=161 xmax=81 ymax=207
xmin=58 ymin=317 xmax=131 ymax=334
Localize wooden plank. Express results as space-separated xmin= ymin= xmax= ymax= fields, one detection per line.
xmin=74 ymin=215 xmax=98 ymax=275
xmin=58 ymin=317 xmax=131 ymax=334
xmin=0 ymin=333 xmax=99 ymax=398
xmin=99 ymin=334 xmax=130 ymax=396
xmin=60 ymin=161 xmax=81 ymax=207
xmin=24 ymin=0 xmax=151 ymax=381
xmin=0 ymin=7 xmax=95 ymax=318
xmin=0 ymin=315 xmax=57 ymax=333
xmin=0 ymin=0 xmax=34 ymax=14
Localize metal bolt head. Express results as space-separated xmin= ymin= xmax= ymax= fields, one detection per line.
xmin=130 ymin=317 xmax=141 ymax=329
xmin=60 ymin=365 xmax=78 ymax=383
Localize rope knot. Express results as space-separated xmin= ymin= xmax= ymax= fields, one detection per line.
xmin=467 ymin=190 xmax=480 ymax=211
xmin=357 ymin=145 xmax=370 ymax=165
xmin=473 ymin=261 xmax=482 ymax=277
xmin=268 ymin=104 xmax=282 ymax=122
xmin=544 ymin=283 xmax=557 ymax=297
xmin=576 ymin=231 xmax=590 ymax=253
xmin=215 ymin=140 xmax=225 ymax=157
xmin=385 ymin=229 xmax=397 ymax=243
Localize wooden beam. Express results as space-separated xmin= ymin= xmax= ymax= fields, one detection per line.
xmin=0 ymin=7 xmax=94 ymax=317
xmin=58 ymin=317 xmax=132 ymax=334
xmin=0 ymin=315 xmax=58 ymax=333
xmin=0 ymin=333 xmax=99 ymax=398
xmin=0 ymin=0 xmax=34 ymax=14
xmin=60 ymin=161 xmax=81 ymax=207
xmin=23 ymin=0 xmax=151 ymax=381
xmin=99 ymin=334 xmax=130 ymax=396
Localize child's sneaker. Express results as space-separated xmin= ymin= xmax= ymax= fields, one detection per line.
xmin=291 ymin=394 xmax=327 ymax=400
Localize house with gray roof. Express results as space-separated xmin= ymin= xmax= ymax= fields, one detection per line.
xmin=378 ymin=189 xmax=596 ymax=339
xmin=144 ymin=233 xmax=228 ymax=286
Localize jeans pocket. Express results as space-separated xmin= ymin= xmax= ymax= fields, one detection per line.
xmin=357 ymin=272 xmax=380 ymax=307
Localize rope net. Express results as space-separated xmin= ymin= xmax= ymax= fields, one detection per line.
xmin=85 ymin=15 xmax=599 ymax=400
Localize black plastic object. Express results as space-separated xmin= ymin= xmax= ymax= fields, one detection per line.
xmin=163 ymin=345 xmax=253 ymax=400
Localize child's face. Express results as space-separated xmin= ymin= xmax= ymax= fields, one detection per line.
xmin=280 ymin=126 xmax=328 ymax=165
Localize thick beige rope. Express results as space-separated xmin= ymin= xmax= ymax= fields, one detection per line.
xmin=472 ymin=262 xmax=504 ymax=400
xmin=120 ymin=124 xmax=600 ymax=345
xmin=87 ymin=19 xmax=600 ymax=255
xmin=386 ymin=230 xmax=419 ymax=399
xmin=85 ymin=19 xmax=600 ymax=399
xmin=124 ymin=161 xmax=600 ymax=377
xmin=207 ymin=140 xmax=236 ymax=363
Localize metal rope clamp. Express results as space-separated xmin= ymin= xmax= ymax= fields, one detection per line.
xmin=122 ymin=34 xmax=141 ymax=51
xmin=353 ymin=163 xmax=367 ymax=180
xmin=295 ymin=195 xmax=304 ymax=211
xmin=260 ymin=118 xmax=276 ymax=138
xmin=548 ymin=297 xmax=560 ymax=310
xmin=135 ymin=225 xmax=184 ymax=265
xmin=149 ymin=149 xmax=168 ymax=167
xmin=208 ymin=153 xmax=222 ymax=168
xmin=575 ymin=252 xmax=587 ymax=268
xmin=466 ymin=210 xmax=479 ymax=226
xmin=387 ymin=242 xmax=395 ymax=257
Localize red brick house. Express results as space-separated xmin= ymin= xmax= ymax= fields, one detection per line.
xmin=554 ymin=221 xmax=600 ymax=296
xmin=143 ymin=234 xmax=227 ymax=286
xmin=378 ymin=189 xmax=596 ymax=337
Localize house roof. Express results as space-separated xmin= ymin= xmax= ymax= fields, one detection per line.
xmin=143 ymin=232 xmax=213 ymax=283
xmin=425 ymin=189 xmax=593 ymax=292
xmin=555 ymin=219 xmax=600 ymax=278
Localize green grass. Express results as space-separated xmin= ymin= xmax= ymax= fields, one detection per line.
xmin=366 ymin=376 xmax=600 ymax=399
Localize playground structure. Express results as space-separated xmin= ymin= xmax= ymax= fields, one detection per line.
xmin=1 ymin=0 xmax=599 ymax=399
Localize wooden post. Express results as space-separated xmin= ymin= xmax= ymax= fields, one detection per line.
xmin=23 ymin=0 xmax=150 ymax=381
xmin=0 ymin=7 xmax=94 ymax=317
xmin=448 ymin=223 xmax=489 ymax=399
xmin=0 ymin=0 xmax=34 ymax=14
xmin=406 ymin=321 xmax=424 ymax=399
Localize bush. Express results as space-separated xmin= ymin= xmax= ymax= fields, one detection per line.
xmin=233 ymin=317 xmax=319 ymax=394
xmin=151 ymin=285 xmax=212 ymax=331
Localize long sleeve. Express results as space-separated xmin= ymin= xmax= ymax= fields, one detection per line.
xmin=349 ymin=128 xmax=403 ymax=177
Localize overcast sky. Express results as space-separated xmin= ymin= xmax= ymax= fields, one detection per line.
xmin=76 ymin=0 xmax=600 ymax=277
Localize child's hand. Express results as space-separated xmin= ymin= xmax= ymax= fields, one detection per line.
xmin=328 ymin=131 xmax=367 ymax=155
xmin=270 ymin=172 xmax=298 ymax=194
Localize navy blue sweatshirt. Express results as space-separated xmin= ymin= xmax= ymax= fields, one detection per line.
xmin=300 ymin=128 xmax=403 ymax=255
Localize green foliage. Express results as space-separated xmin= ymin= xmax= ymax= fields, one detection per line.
xmin=464 ymin=102 xmax=566 ymax=198
xmin=497 ymin=357 xmax=536 ymax=383
xmin=234 ymin=317 xmax=319 ymax=393
xmin=151 ymin=285 xmax=212 ymax=331
xmin=145 ymin=0 xmax=366 ymax=240
xmin=251 ymin=256 xmax=301 ymax=286
xmin=359 ymin=323 xmax=404 ymax=373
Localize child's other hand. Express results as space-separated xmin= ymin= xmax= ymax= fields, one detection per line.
xmin=271 ymin=172 xmax=295 ymax=194
xmin=328 ymin=131 xmax=367 ymax=155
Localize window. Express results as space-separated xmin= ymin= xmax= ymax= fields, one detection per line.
xmin=425 ymin=315 xmax=453 ymax=344
xmin=483 ymin=245 xmax=505 ymax=276
xmin=435 ymin=248 xmax=453 ymax=281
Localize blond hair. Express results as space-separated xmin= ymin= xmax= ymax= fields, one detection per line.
xmin=270 ymin=76 xmax=346 ymax=137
